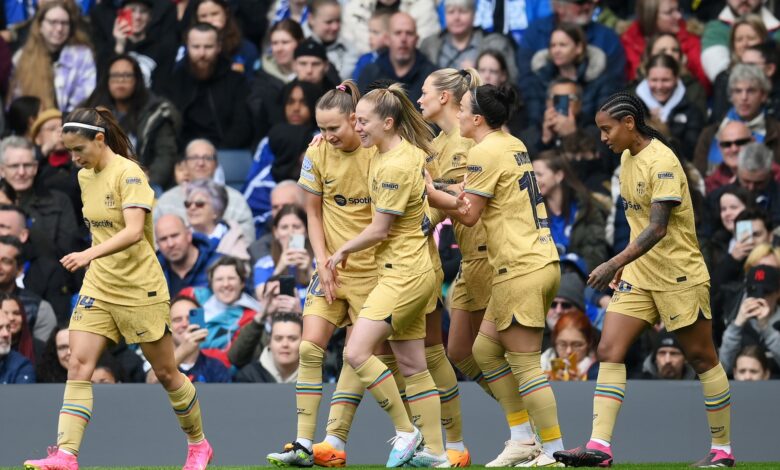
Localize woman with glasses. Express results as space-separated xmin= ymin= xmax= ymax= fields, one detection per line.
xmin=184 ymin=179 xmax=250 ymax=261
xmin=541 ymin=311 xmax=597 ymax=382
xmin=9 ymin=1 xmax=96 ymax=113
xmin=83 ymin=54 xmax=181 ymax=189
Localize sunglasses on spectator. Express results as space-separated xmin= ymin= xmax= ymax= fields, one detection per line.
xmin=718 ymin=137 xmax=752 ymax=149
xmin=184 ymin=200 xmax=207 ymax=209
xmin=551 ymin=300 xmax=573 ymax=309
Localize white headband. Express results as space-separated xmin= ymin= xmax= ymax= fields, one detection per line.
xmin=63 ymin=122 xmax=106 ymax=133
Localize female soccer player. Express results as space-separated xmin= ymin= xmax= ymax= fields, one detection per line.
xmin=23 ymin=108 xmax=211 ymax=470
xmin=553 ymin=92 xmax=733 ymax=468
xmin=426 ymin=84 xmax=565 ymax=467
xmin=326 ymin=85 xmax=464 ymax=468
xmin=266 ymin=80 xmax=378 ymax=468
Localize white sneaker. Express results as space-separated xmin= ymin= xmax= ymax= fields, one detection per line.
xmin=407 ymin=448 xmax=451 ymax=468
xmin=485 ymin=439 xmax=541 ymax=467
xmin=515 ymin=452 xmax=565 ymax=467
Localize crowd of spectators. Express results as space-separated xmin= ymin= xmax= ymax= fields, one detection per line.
xmin=2 ymin=0 xmax=780 ymax=384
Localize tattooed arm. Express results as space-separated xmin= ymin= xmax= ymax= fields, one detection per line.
xmin=587 ymin=201 xmax=674 ymax=291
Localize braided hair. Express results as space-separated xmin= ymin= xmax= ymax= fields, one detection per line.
xmin=598 ymin=91 xmax=672 ymax=150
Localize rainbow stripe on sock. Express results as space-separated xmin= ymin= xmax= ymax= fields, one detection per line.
xmin=330 ymin=391 xmax=362 ymax=407
xmin=407 ymin=388 xmax=439 ymax=403
xmin=705 ymin=390 xmax=731 ymax=412
xmin=594 ymin=384 xmax=625 ymax=403
xmin=367 ymin=369 xmax=393 ymax=390
xmin=484 ymin=364 xmax=512 ymax=383
xmin=438 ymin=384 xmax=460 ymax=404
xmin=518 ymin=376 xmax=551 ymax=398
xmin=296 ymin=382 xmax=323 ymax=396
xmin=60 ymin=403 xmax=92 ymax=422
xmin=399 ymin=389 xmax=408 ymax=403
xmin=173 ymin=393 xmax=198 ymax=417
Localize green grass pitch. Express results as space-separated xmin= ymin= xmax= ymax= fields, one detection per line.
xmin=5 ymin=465 xmax=780 ymax=469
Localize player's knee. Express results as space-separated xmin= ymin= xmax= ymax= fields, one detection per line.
xmin=686 ymin=349 xmax=718 ymax=374
xmin=299 ymin=340 xmax=325 ymax=368
xmin=596 ymin=340 xmax=622 ymax=363
xmin=344 ymin=343 xmax=369 ymax=370
xmin=447 ymin=343 xmax=470 ymax=364
xmin=67 ymin=354 xmax=96 ymax=380
xmin=152 ymin=365 xmax=179 ymax=388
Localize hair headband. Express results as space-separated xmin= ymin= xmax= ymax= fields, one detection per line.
xmin=336 ymin=84 xmax=347 ymax=92
xmin=63 ymin=123 xmax=106 ymax=133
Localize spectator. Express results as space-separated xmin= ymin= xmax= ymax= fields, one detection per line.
xmin=227 ymin=275 xmax=303 ymax=368
xmin=0 ymin=136 xmax=80 ymax=259
xmin=155 ymin=138 xmax=255 ymax=241
xmin=475 ymin=49 xmax=527 ymax=136
xmin=252 ymin=204 xmax=313 ymax=301
xmin=98 ymin=0 xmax=177 ymax=89
xmin=235 ymin=312 xmax=302 ymax=383
xmin=2 ymin=0 xmax=89 ymax=54
xmin=0 ymin=180 xmax=15 ymax=205
xmin=36 ymin=325 xmax=69 ymax=383
xmin=694 ymin=64 xmax=780 ymax=176
xmin=709 ymin=15 xmax=770 ymax=123
xmin=161 ymin=22 xmax=251 ymax=149
xmin=705 ymin=121 xmax=755 ymax=194
xmin=193 ymin=0 xmax=258 ymax=79
xmin=146 ymin=296 xmax=230 ymax=383
xmin=5 ymin=96 xmax=41 ymax=139
xmin=517 ymin=0 xmax=626 ymax=112
xmin=0 ymin=308 xmax=35 ymax=383
xmin=542 ymin=311 xmax=597 ymax=381
xmin=641 ymin=330 xmax=696 ymax=380
xmin=341 ymin=0 xmax=440 ymax=58
xmin=702 ymin=186 xmax=752 ymax=272
xmin=720 ymin=259 xmax=780 ymax=372
xmin=621 ymin=0 xmax=707 ymax=90
xmin=357 ymin=12 xmax=436 ymax=105
xmin=638 ymin=32 xmax=708 ymax=114
xmin=352 ymin=10 xmax=391 ymax=81
xmin=533 ymin=150 xmax=609 ymax=271
xmin=716 ymin=208 xmax=772 ymax=291
xmin=527 ymin=22 xmax=617 ymax=124
xmin=91 ymin=353 xmax=125 ymax=384
xmin=305 ymin=0 xmax=356 ymax=80
xmin=733 ymin=344 xmax=771 ymax=380
xmin=740 ymin=42 xmax=780 ymax=121
xmin=156 ymin=214 xmax=221 ymax=297
xmin=701 ymin=0 xmax=780 ymax=83
xmin=0 ymin=235 xmax=57 ymax=343
xmin=83 ymin=54 xmax=181 ymax=189
xmin=260 ymin=18 xmax=304 ymax=83
xmin=635 ymin=53 xmax=705 ymax=158
xmin=179 ymin=256 xmax=261 ymax=367
xmin=294 ymin=37 xmax=339 ymax=87
xmin=268 ymin=0 xmax=309 ymax=26
xmin=0 ymin=204 xmax=72 ymax=319
xmin=546 ymin=270 xmax=586 ymax=332
xmin=1 ymin=292 xmax=41 ymax=364
xmin=9 ymin=1 xmax=96 ymax=112
xmin=420 ymin=0 xmax=518 ymax=80
xmin=247 ymin=180 xmax=306 ymax=265
xmin=184 ymin=179 xmax=250 ymax=261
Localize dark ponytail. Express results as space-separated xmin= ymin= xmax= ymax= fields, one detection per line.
xmin=470 ymin=84 xmax=517 ymax=129
xmin=62 ymin=107 xmax=138 ymax=163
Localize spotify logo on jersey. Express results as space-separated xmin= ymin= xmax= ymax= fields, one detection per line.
xmin=334 ymin=195 xmax=347 ymax=206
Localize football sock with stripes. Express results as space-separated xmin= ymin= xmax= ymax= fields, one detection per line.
xmin=295 ymin=340 xmax=325 ymax=445
xmin=425 ymin=344 xmax=463 ymax=446
xmin=455 ymin=354 xmax=494 ymax=398
xmin=324 ymin=352 xmax=364 ymax=444
xmin=406 ymin=370 xmax=445 ymax=455
xmin=472 ymin=333 xmax=532 ymax=439
xmin=354 ymin=355 xmax=413 ymax=433
xmin=167 ymin=374 xmax=205 ymax=444
xmin=57 ymin=380 xmax=93 ymax=455
xmin=378 ymin=354 xmax=411 ymax=418
xmin=590 ymin=362 xmax=626 ymax=446
xmin=507 ymin=351 xmax=563 ymax=453
xmin=699 ymin=363 xmax=731 ymax=450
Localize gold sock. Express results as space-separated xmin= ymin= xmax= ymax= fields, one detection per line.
xmin=296 ymin=340 xmax=325 ymax=441
xmin=167 ymin=374 xmax=205 ymax=443
xmin=355 ymin=355 xmax=413 ymax=432
xmin=590 ymin=362 xmax=626 ymax=444
xmin=378 ymin=354 xmax=411 ymax=418
xmin=507 ymin=351 xmax=562 ymax=444
xmin=325 ymin=354 xmax=364 ymax=443
xmin=699 ymin=363 xmax=731 ymax=446
xmin=426 ymin=344 xmax=463 ymax=444
xmin=406 ymin=370 xmax=445 ymax=455
xmin=472 ymin=333 xmax=529 ymax=431
xmin=57 ymin=380 xmax=93 ymax=455
xmin=455 ymin=354 xmax=494 ymax=399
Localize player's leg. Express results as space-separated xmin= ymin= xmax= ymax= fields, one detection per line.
xmin=23 ymin=330 xmax=106 ymax=470
xmin=448 ymin=306 xmax=490 ymax=396
xmin=142 ymin=332 xmax=212 ymax=470
xmin=675 ymin=318 xmax=734 ymax=468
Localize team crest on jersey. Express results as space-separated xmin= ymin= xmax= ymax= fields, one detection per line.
xmin=636 ymin=181 xmax=646 ymax=196
xmin=452 ymin=153 xmax=465 ymax=167
xmin=104 ymin=192 xmax=116 ymax=208
xmin=513 ymin=151 xmax=531 ymax=166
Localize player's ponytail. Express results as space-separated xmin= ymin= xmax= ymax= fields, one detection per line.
xmin=470 ymin=84 xmax=516 ymax=129
xmin=63 ymin=107 xmax=139 ymax=164
xmin=361 ymin=84 xmax=435 ymax=156
xmin=316 ymin=79 xmax=361 ymax=115
xmin=429 ymin=67 xmax=482 ymax=104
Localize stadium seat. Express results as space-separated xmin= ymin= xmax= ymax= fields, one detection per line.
xmin=217 ymin=148 xmax=254 ymax=191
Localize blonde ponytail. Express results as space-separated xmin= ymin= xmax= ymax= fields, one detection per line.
xmin=362 ymin=84 xmax=435 ymax=156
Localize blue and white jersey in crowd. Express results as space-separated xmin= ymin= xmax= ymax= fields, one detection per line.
xmin=242 ymin=137 xmax=277 ymax=238
xmin=437 ymin=0 xmax=552 ymax=46
xmin=270 ymin=0 xmax=308 ymax=27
